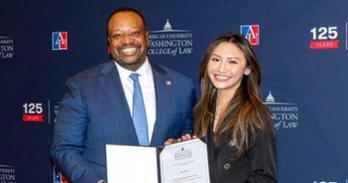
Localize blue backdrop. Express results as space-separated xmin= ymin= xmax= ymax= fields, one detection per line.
xmin=1 ymin=0 xmax=347 ymax=182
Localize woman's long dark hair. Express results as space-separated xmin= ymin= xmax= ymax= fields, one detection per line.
xmin=194 ymin=33 xmax=271 ymax=154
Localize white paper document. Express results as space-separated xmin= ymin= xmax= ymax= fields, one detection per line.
xmin=106 ymin=139 xmax=210 ymax=183
xmin=106 ymin=145 xmax=158 ymax=183
xmin=160 ymin=139 xmax=210 ymax=183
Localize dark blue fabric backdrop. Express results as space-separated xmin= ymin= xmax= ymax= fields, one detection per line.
xmin=1 ymin=0 xmax=347 ymax=182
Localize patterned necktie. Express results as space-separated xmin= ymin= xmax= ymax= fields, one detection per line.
xmin=129 ymin=73 xmax=149 ymax=146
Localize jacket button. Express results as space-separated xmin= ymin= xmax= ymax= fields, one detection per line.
xmin=224 ymin=163 xmax=230 ymax=170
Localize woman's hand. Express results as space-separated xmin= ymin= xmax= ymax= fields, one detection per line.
xmin=164 ymin=134 xmax=196 ymax=145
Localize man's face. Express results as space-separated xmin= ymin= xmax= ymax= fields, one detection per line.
xmin=108 ymin=11 xmax=148 ymax=71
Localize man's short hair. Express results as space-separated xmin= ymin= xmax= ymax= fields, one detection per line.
xmin=106 ymin=7 xmax=147 ymax=30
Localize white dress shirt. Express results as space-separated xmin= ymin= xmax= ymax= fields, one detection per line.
xmin=115 ymin=58 xmax=156 ymax=142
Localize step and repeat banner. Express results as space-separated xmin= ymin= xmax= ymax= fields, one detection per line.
xmin=1 ymin=0 xmax=347 ymax=182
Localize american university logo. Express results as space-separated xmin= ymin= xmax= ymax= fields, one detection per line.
xmin=52 ymin=165 xmax=69 ymax=183
xmin=52 ymin=32 xmax=68 ymax=50
xmin=240 ymin=25 xmax=259 ymax=45
xmin=148 ymin=19 xmax=193 ymax=56
xmin=264 ymin=91 xmax=299 ymax=130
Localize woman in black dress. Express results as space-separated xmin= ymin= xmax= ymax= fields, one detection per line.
xmin=194 ymin=33 xmax=277 ymax=183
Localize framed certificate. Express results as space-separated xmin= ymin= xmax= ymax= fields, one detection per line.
xmin=106 ymin=138 xmax=210 ymax=183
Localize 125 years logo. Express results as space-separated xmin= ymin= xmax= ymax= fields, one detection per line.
xmin=309 ymin=26 xmax=339 ymax=49
xmin=22 ymin=103 xmax=44 ymax=123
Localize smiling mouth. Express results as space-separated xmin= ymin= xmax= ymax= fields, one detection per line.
xmin=214 ymin=74 xmax=231 ymax=81
xmin=120 ymin=47 xmax=138 ymax=56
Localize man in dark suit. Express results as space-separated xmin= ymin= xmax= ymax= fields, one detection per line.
xmin=50 ymin=7 xmax=195 ymax=183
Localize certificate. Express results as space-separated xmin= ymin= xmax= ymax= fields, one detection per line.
xmin=106 ymin=139 xmax=210 ymax=183
xmin=159 ymin=139 xmax=210 ymax=183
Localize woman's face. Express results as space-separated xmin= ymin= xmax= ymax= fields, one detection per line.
xmin=207 ymin=42 xmax=251 ymax=94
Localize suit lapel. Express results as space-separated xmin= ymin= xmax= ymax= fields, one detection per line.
xmin=98 ymin=62 xmax=138 ymax=143
xmin=150 ymin=64 xmax=171 ymax=145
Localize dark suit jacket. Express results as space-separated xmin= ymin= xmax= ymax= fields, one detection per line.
xmin=50 ymin=61 xmax=195 ymax=183
xmin=207 ymin=123 xmax=277 ymax=183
